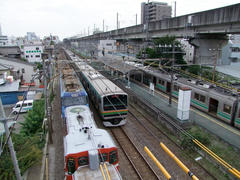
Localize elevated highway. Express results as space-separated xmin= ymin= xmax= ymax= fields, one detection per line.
xmin=66 ymin=3 xmax=240 ymax=64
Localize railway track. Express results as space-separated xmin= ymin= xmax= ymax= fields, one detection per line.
xmin=128 ymin=104 xmax=217 ymax=180
xmin=111 ymin=127 xmax=159 ymax=180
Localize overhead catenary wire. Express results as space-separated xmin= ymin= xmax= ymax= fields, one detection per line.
xmin=73 ymin=59 xmax=128 ymax=123
xmin=59 ymin=54 xmax=113 ymax=178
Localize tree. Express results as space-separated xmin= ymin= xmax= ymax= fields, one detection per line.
xmin=0 ymin=133 xmax=43 ymax=180
xmin=137 ymin=35 xmax=187 ymax=66
xmin=20 ymin=99 xmax=45 ymax=136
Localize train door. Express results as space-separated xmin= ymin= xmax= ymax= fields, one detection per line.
xmin=166 ymin=82 xmax=171 ymax=93
xmin=209 ymin=98 xmax=219 ymax=114
xmin=153 ymin=76 xmax=157 ymax=86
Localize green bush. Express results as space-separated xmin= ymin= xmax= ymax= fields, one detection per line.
xmin=181 ymin=128 xmax=211 ymax=151
xmin=0 ymin=133 xmax=44 ymax=179
xmin=20 ymin=99 xmax=45 ymax=136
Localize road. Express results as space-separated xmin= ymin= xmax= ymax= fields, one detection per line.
xmin=3 ymin=105 xmax=25 ymax=134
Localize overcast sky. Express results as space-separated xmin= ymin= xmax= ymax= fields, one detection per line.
xmin=0 ymin=0 xmax=239 ymax=40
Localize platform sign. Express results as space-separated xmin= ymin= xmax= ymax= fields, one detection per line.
xmin=177 ymin=87 xmax=191 ymax=121
xmin=149 ymin=83 xmax=155 ymax=96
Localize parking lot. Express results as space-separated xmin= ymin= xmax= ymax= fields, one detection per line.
xmin=3 ymin=105 xmax=25 ymax=133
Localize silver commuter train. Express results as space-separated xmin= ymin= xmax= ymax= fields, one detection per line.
xmin=75 ymin=63 xmax=128 ymax=127
xmin=64 ymin=49 xmax=128 ymax=127
xmin=130 ymin=69 xmax=240 ymax=129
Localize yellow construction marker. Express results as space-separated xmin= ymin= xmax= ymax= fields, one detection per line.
xmin=104 ymin=163 xmax=111 ymax=180
xmin=100 ymin=164 xmax=107 ymax=180
xmin=144 ymin=146 xmax=172 ymax=180
xmin=160 ymin=142 xmax=199 ymax=180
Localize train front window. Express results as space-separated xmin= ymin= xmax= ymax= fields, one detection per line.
xmin=78 ymin=156 xmax=88 ymax=166
xmin=109 ymin=150 xmax=118 ymax=164
xmin=99 ymin=153 xmax=108 ymax=162
xmin=67 ymin=158 xmax=75 ymax=174
xmin=103 ymin=95 xmax=127 ymax=111
xmin=63 ymin=96 xmax=88 ymax=107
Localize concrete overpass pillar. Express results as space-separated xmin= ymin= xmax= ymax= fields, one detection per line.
xmin=189 ymin=34 xmax=228 ymax=65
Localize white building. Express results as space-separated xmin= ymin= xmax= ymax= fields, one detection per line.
xmin=0 ymin=35 xmax=8 ymax=46
xmin=0 ymin=24 xmax=2 ymax=36
xmin=23 ymin=44 xmax=43 ymax=63
xmin=27 ymin=32 xmax=39 ymax=41
xmin=179 ymin=39 xmax=194 ymax=63
xmin=98 ymin=40 xmax=116 ymax=57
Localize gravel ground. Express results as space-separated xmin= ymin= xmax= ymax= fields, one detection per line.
xmin=48 ymin=56 xmax=64 ymax=180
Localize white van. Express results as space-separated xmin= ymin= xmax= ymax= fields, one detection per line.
xmin=12 ymin=100 xmax=34 ymax=114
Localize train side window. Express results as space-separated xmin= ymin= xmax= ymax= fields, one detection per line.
xmin=109 ymin=150 xmax=118 ymax=164
xmin=173 ymin=85 xmax=179 ymax=91
xmin=200 ymin=95 xmax=205 ymax=103
xmin=78 ymin=156 xmax=88 ymax=166
xmin=194 ymin=93 xmax=205 ymax=103
xmin=99 ymin=153 xmax=108 ymax=162
xmin=67 ymin=158 xmax=76 ymax=174
xmin=223 ymin=104 xmax=232 ymax=114
xmin=194 ymin=93 xmax=200 ymax=100
xmin=238 ymin=110 xmax=240 ymax=118
xmin=158 ymin=79 xmax=164 ymax=86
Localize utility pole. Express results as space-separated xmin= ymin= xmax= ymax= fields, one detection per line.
xmin=212 ymin=51 xmax=218 ymax=82
xmin=169 ymin=42 xmax=175 ymax=106
xmin=0 ymin=98 xmax=22 ymax=180
xmin=43 ymin=58 xmax=47 ymax=115
xmin=117 ymin=12 xmax=119 ymax=29
xmin=174 ymin=1 xmax=176 ymax=17
xmin=136 ymin=14 xmax=137 ymax=25
xmin=88 ymin=27 xmax=89 ymax=36
xmin=43 ymin=54 xmax=53 ymax=144
xmin=143 ymin=0 xmax=150 ymax=64
xmin=103 ymin=20 xmax=105 ymax=32
xmin=47 ymin=50 xmax=53 ymax=144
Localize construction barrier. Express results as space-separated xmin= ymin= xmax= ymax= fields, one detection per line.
xmin=144 ymin=146 xmax=172 ymax=180
xmin=100 ymin=164 xmax=107 ymax=180
xmin=104 ymin=163 xmax=111 ymax=180
xmin=160 ymin=142 xmax=199 ymax=180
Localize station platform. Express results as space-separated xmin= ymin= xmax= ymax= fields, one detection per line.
xmin=94 ymin=55 xmax=240 ymax=149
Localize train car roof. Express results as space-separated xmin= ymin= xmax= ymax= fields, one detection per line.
xmin=59 ymin=60 xmax=85 ymax=94
xmin=73 ymin=163 xmax=122 ymax=180
xmin=177 ymin=77 xmax=237 ymax=101
xmin=144 ymin=68 xmax=237 ymax=101
xmin=77 ymin=64 xmax=126 ymax=97
xmin=64 ymin=105 xmax=116 ymax=156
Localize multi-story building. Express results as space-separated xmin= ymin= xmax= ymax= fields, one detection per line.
xmin=26 ymin=32 xmax=39 ymax=41
xmin=23 ymin=44 xmax=43 ymax=63
xmin=0 ymin=24 xmax=2 ymax=36
xmin=0 ymin=35 xmax=8 ymax=46
xmin=141 ymin=1 xmax=172 ymax=24
xmin=178 ymin=39 xmax=194 ymax=64
xmin=43 ymin=35 xmax=59 ymax=46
